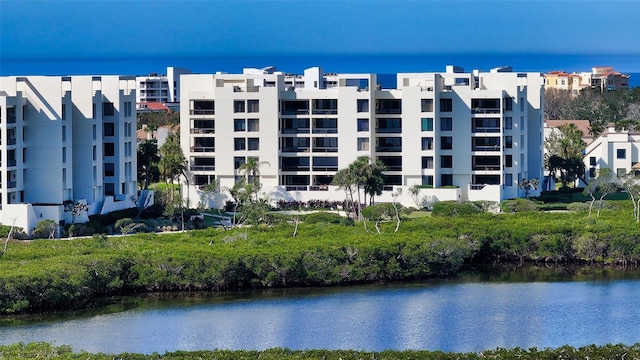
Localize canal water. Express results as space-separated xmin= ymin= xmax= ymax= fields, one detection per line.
xmin=2 ymin=268 xmax=640 ymax=354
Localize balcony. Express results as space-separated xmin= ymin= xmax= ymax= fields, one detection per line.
xmin=190 ymin=146 xmax=215 ymax=153
xmin=309 ymin=185 xmax=329 ymax=191
xmin=282 ymin=127 xmax=310 ymax=134
xmin=190 ymin=165 xmax=215 ymax=171
xmin=282 ymin=146 xmax=310 ymax=153
xmin=312 ymin=128 xmax=338 ymax=134
xmin=190 ymin=109 xmax=215 ymax=115
xmin=282 ymin=109 xmax=310 ymax=115
xmin=472 ymin=145 xmax=500 ymax=151
xmin=312 ymin=146 xmax=338 ymax=153
xmin=7 ymin=160 xmax=16 ymax=167
xmin=282 ymin=165 xmax=310 ymax=171
xmin=472 ymin=165 xmax=501 ymax=171
xmin=472 ymin=127 xmax=500 ymax=133
xmin=312 ymin=165 xmax=339 ymax=172
xmin=286 ymin=185 xmax=308 ymax=191
xmin=376 ymin=146 xmax=402 ymax=152
xmin=190 ymin=128 xmax=215 ymax=134
xmin=472 ymin=108 xmax=501 ymax=114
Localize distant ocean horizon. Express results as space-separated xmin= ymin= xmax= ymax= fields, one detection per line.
xmin=2 ymin=53 xmax=639 ymax=87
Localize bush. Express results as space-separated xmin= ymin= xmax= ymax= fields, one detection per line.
xmin=500 ymin=198 xmax=538 ymax=213
xmin=431 ymin=201 xmax=482 ymax=217
xmin=303 ymin=212 xmax=344 ymax=224
xmin=567 ymin=202 xmax=589 ymax=211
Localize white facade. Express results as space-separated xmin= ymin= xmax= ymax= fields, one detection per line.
xmin=0 ymin=76 xmax=138 ymax=233
xmin=136 ymin=66 xmax=191 ymax=105
xmin=180 ymin=66 xmax=544 ymax=208
xmin=584 ymin=127 xmax=640 ymax=180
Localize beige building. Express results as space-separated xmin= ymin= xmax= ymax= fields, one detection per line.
xmin=544 ymin=67 xmax=629 ymax=96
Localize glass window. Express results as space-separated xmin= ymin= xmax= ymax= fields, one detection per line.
xmin=247 ymin=100 xmax=259 ymax=113
xmin=505 ymin=173 xmax=513 ymax=186
xmin=421 ymin=137 xmax=433 ymax=150
xmin=421 ymin=118 xmax=433 ymax=131
xmin=104 ymin=143 xmax=115 ymax=156
xmin=421 ymin=156 xmax=434 ymax=169
xmin=617 ymin=149 xmax=626 ymax=159
xmin=357 ymin=137 xmax=369 ymax=151
xmin=234 ymin=138 xmax=246 ymax=151
xmin=504 ymin=117 xmax=513 ymax=130
xmin=505 ymin=154 xmax=513 ymax=167
xmin=234 ymin=100 xmax=245 ymax=113
xmin=589 ymin=156 xmax=596 ymax=166
xmin=234 ymin=119 xmax=246 ymax=132
xmin=247 ymin=119 xmax=260 ymax=132
xmin=103 ymin=102 xmax=115 ymax=117
xmin=440 ymin=117 xmax=452 ymax=131
xmin=421 ymin=99 xmax=433 ymax=112
xmin=440 ymin=136 xmax=453 ymax=150
xmin=234 ymin=156 xmax=246 ymax=169
xmin=357 ymin=99 xmax=369 ymax=113
xmin=248 ymin=138 xmax=259 ymax=151
xmin=441 ymin=174 xmax=453 ymax=186
xmin=357 ymin=118 xmax=369 ymax=132
xmin=103 ymin=122 xmax=115 ymax=136
xmin=505 ymin=136 xmax=513 ymax=148
xmin=440 ymin=99 xmax=452 ymax=112
xmin=104 ymin=163 xmax=115 ymax=176
xmin=441 ymin=155 xmax=453 ymax=168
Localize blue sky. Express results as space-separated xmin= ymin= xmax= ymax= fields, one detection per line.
xmin=1 ymin=0 xmax=639 ymax=60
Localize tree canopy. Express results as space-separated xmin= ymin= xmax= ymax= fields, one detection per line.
xmin=544 ymin=123 xmax=586 ymax=189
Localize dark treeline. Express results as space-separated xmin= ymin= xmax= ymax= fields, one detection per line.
xmin=545 ymin=87 xmax=640 ymax=137
xmin=2 ymin=201 xmax=640 ymax=315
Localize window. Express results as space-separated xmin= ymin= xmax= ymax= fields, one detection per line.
xmin=92 ymin=103 xmax=96 ymax=119
xmin=234 ymin=157 xmax=246 ymax=169
xmin=104 ymin=183 xmax=115 ymax=196
xmin=92 ymin=124 xmax=96 ymax=140
xmin=62 ymin=126 xmax=66 ymax=141
xmin=421 ymin=99 xmax=433 ymax=112
xmin=421 ymin=137 xmax=433 ymax=150
xmin=505 ymin=173 xmax=513 ymax=186
xmin=234 ymin=119 xmax=246 ymax=132
xmin=62 ymin=147 xmax=66 ymax=163
xmin=103 ymin=102 xmax=115 ymax=117
xmin=504 ymin=117 xmax=513 ymax=130
xmin=357 ymin=99 xmax=369 ymax=113
xmin=104 ymin=163 xmax=115 ymax=176
xmin=124 ymin=101 xmax=132 ymax=117
xmin=590 ymin=157 xmax=596 ymax=166
xmin=504 ymin=97 xmax=513 ymax=111
xmin=247 ymin=100 xmax=259 ymax=113
xmin=234 ymin=100 xmax=245 ymax=113
xmin=440 ymin=98 xmax=453 ymax=112
xmin=441 ymin=174 xmax=453 ymax=186
xmin=248 ymin=138 xmax=259 ymax=151
xmin=422 ymin=156 xmax=434 ymax=169
xmin=505 ymin=154 xmax=513 ymax=167
xmin=104 ymin=143 xmax=115 ymax=156
xmin=422 ymin=175 xmax=434 ymax=186
xmin=440 ymin=117 xmax=452 ymax=131
xmin=519 ymin=97 xmax=525 ymax=112
xmin=441 ymin=155 xmax=453 ymax=168
xmin=357 ymin=118 xmax=369 ymax=132
xmin=92 ymin=145 xmax=97 ymax=161
xmin=440 ymin=136 xmax=453 ymax=150
xmin=617 ymin=149 xmax=626 ymax=159
xmin=421 ymin=118 xmax=433 ymax=131
xmin=247 ymin=119 xmax=260 ymax=132
xmin=61 ymin=104 xmax=66 ymax=120
xmin=505 ymin=135 xmax=513 ymax=148
xmin=104 ymin=122 xmax=115 ymax=136
xmin=125 ymin=122 xmax=132 ymax=137
xmin=125 ymin=142 xmax=132 ymax=157
xmin=234 ymin=138 xmax=246 ymax=151
xmin=357 ymin=137 xmax=369 ymax=151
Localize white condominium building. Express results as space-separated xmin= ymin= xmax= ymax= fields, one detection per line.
xmin=136 ymin=66 xmax=191 ymax=106
xmin=0 ymin=76 xmax=138 ymax=232
xmin=180 ymin=65 xmax=544 ymax=208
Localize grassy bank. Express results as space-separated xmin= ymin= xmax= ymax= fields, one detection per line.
xmin=1 ymin=342 xmax=639 ymax=359
xmin=2 ymin=200 xmax=640 ymax=315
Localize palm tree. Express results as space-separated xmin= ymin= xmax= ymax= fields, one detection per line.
xmin=238 ymin=157 xmax=270 ymax=201
xmin=159 ymin=134 xmax=186 ymax=202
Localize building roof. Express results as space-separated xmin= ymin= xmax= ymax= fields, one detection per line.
xmin=137 ymin=102 xmax=171 ymax=112
xmin=545 ymin=120 xmax=593 ymax=142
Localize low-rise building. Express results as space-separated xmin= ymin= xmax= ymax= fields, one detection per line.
xmin=583 ymin=127 xmax=640 ymax=180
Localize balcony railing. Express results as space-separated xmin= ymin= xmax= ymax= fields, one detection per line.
xmin=312 ymin=109 xmax=338 ymax=115
xmin=472 ymin=145 xmax=500 ymax=151
xmin=472 ymin=165 xmax=501 ymax=171
xmin=309 ymin=185 xmax=329 ymax=191
xmin=190 ymin=165 xmax=215 ymax=171
xmin=384 ymin=165 xmax=403 ymax=171
xmin=472 ymin=108 xmax=501 ymax=114
xmin=376 ymin=146 xmax=402 ymax=152
xmin=282 ymin=128 xmax=310 ymax=134
xmin=312 ymin=146 xmax=338 ymax=153
xmin=375 ymin=109 xmax=402 ymax=114
xmin=190 ymin=109 xmax=215 ymax=115
xmin=190 ymin=146 xmax=215 ymax=153
xmin=376 ymin=128 xmax=402 ymax=134
xmin=472 ymin=127 xmax=500 ymax=133
xmin=470 ymin=184 xmax=487 ymax=190
xmin=190 ymin=128 xmax=215 ymax=134
xmin=312 ymin=128 xmax=338 ymax=134
xmin=281 ymin=109 xmax=310 ymax=115
xmin=312 ymin=166 xmax=339 ymax=172
xmin=7 ymin=160 xmax=16 ymax=167
xmin=6 ymin=181 xmax=16 ymax=188
xmin=286 ymin=185 xmax=308 ymax=191
xmin=7 ymin=139 xmax=16 ymax=145
xmin=282 ymin=166 xmax=310 ymax=171
xmin=282 ymin=147 xmax=310 ymax=153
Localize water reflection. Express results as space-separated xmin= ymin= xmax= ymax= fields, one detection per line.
xmin=2 ymin=268 xmax=640 ymax=354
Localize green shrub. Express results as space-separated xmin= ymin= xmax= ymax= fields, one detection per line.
xmin=500 ymin=198 xmax=538 ymax=213
xmin=567 ymin=202 xmax=589 ymax=211
xmin=431 ymin=201 xmax=482 ymax=217
xmin=303 ymin=212 xmax=344 ymax=224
